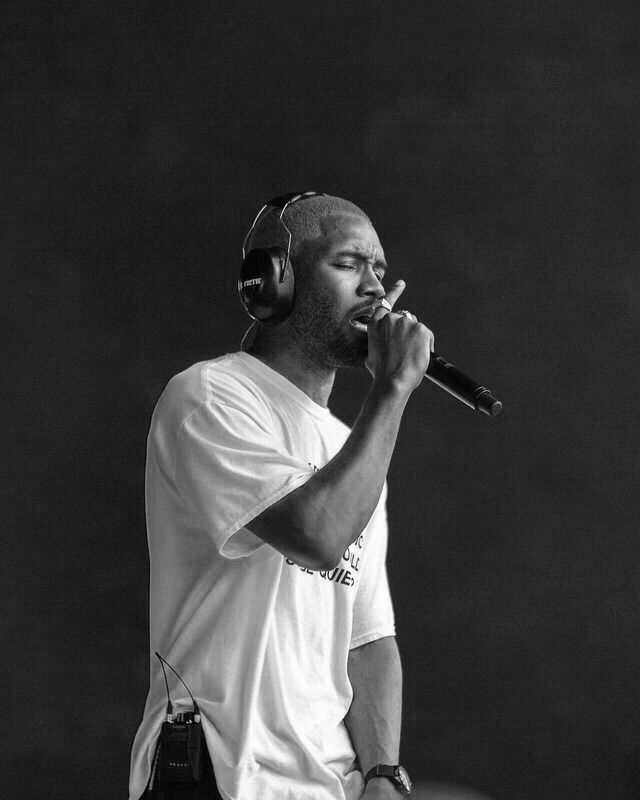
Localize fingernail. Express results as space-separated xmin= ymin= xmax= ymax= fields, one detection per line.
xmin=396 ymin=280 xmax=405 ymax=287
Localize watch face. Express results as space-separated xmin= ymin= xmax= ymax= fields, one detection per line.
xmin=396 ymin=765 xmax=412 ymax=793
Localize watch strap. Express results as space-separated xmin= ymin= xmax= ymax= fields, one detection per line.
xmin=364 ymin=764 xmax=397 ymax=783
xmin=364 ymin=763 xmax=412 ymax=794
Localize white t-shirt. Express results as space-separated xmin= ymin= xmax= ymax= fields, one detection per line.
xmin=129 ymin=353 xmax=395 ymax=800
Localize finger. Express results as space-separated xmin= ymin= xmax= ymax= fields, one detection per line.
xmin=370 ymin=281 xmax=405 ymax=320
xmin=382 ymin=280 xmax=405 ymax=310
xmin=395 ymin=310 xmax=417 ymax=322
xmin=427 ymin=328 xmax=435 ymax=352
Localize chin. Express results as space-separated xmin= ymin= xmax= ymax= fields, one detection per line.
xmin=334 ymin=341 xmax=367 ymax=369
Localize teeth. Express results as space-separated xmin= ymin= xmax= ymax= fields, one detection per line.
xmin=351 ymin=309 xmax=375 ymax=327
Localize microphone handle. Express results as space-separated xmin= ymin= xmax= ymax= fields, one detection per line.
xmin=426 ymin=352 xmax=502 ymax=417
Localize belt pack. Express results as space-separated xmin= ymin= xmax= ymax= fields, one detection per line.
xmin=156 ymin=711 xmax=204 ymax=783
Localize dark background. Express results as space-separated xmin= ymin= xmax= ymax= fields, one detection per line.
xmin=4 ymin=1 xmax=640 ymax=798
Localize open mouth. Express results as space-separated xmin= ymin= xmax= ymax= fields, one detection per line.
xmin=349 ymin=310 xmax=375 ymax=331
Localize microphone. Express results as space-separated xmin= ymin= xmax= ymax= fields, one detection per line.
xmin=426 ymin=353 xmax=502 ymax=417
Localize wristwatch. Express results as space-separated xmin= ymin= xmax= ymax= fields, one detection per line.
xmin=363 ymin=764 xmax=412 ymax=794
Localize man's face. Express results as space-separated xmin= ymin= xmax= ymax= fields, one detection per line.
xmin=288 ymin=214 xmax=387 ymax=369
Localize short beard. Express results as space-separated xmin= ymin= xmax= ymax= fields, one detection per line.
xmin=288 ymin=285 xmax=367 ymax=370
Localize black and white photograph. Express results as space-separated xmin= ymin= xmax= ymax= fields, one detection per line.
xmin=4 ymin=2 xmax=639 ymax=799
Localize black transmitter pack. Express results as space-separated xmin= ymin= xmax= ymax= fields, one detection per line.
xmin=150 ymin=653 xmax=205 ymax=787
xmin=157 ymin=711 xmax=203 ymax=783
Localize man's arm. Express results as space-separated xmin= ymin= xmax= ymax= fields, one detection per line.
xmin=249 ymin=380 xmax=412 ymax=569
xmin=345 ymin=636 xmax=405 ymax=798
xmin=248 ymin=286 xmax=433 ymax=571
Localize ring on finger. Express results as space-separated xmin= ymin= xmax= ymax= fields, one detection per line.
xmin=396 ymin=309 xmax=414 ymax=319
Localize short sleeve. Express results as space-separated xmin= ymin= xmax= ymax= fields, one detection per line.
xmin=349 ymin=489 xmax=396 ymax=649
xmin=173 ymin=398 xmax=313 ymax=559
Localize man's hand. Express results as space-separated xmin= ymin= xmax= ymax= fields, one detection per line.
xmin=365 ymin=280 xmax=434 ymax=395
xmin=362 ymin=777 xmax=406 ymax=799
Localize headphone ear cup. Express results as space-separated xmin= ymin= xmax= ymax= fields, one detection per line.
xmin=238 ymin=247 xmax=295 ymax=326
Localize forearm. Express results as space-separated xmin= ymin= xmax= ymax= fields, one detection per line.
xmin=250 ymin=380 xmax=410 ymax=569
xmin=345 ymin=636 xmax=403 ymax=779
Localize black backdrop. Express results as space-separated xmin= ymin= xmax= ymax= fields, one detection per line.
xmin=5 ymin=2 xmax=640 ymax=799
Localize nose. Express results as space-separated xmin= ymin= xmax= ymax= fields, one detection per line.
xmin=358 ymin=266 xmax=385 ymax=299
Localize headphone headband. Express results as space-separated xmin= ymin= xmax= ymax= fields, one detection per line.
xmin=264 ymin=191 xmax=321 ymax=209
xmin=241 ymin=191 xmax=327 ymax=259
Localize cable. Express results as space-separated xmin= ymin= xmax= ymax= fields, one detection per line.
xmin=240 ymin=320 xmax=257 ymax=351
xmin=155 ymin=652 xmax=201 ymax=721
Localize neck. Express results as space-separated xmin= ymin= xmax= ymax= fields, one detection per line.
xmin=247 ymin=327 xmax=336 ymax=407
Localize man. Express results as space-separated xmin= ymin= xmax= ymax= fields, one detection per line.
xmin=129 ymin=193 xmax=433 ymax=799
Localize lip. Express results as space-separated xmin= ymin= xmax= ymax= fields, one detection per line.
xmin=348 ymin=305 xmax=378 ymax=329
xmin=349 ymin=319 xmax=369 ymax=333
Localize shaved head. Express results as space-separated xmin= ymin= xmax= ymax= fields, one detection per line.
xmin=244 ymin=194 xmax=372 ymax=258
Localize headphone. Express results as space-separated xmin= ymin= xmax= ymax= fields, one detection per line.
xmin=238 ymin=191 xmax=327 ymax=326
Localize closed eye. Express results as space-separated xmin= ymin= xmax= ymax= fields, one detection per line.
xmin=334 ymin=262 xmax=385 ymax=282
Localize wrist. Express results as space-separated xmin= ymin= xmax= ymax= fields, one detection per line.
xmin=366 ymin=379 xmax=412 ymax=420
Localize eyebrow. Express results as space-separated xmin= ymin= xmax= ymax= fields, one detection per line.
xmin=333 ymin=249 xmax=388 ymax=272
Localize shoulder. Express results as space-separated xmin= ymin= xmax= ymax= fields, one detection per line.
xmin=154 ymin=353 xmax=273 ymax=430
